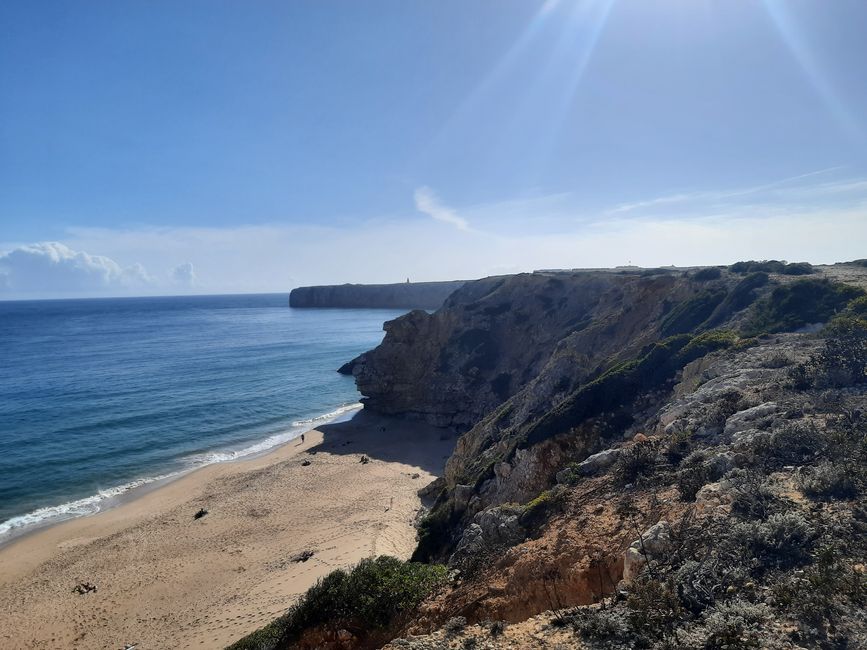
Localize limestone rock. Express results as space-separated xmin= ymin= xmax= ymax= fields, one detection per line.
xmin=623 ymin=522 xmax=671 ymax=583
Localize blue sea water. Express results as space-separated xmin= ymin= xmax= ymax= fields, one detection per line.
xmin=0 ymin=294 xmax=403 ymax=538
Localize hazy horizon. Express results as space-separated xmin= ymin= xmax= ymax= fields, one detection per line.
xmin=3 ymin=1 xmax=867 ymax=299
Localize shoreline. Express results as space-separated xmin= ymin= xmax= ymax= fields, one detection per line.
xmin=0 ymin=409 xmax=455 ymax=649
xmin=0 ymin=402 xmax=365 ymax=546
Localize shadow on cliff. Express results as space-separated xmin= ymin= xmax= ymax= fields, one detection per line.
xmin=313 ymin=409 xmax=457 ymax=476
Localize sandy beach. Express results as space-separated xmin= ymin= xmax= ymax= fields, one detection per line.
xmin=0 ymin=411 xmax=454 ymax=649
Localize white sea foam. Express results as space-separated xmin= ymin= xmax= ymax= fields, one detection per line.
xmin=0 ymin=402 xmax=363 ymax=540
xmin=0 ymin=471 xmax=180 ymax=538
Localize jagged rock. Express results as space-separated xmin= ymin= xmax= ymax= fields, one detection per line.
xmin=723 ymin=402 xmax=780 ymax=436
xmin=731 ymin=427 xmax=764 ymax=446
xmin=623 ymin=522 xmax=671 ymax=583
xmin=577 ymin=449 xmax=621 ymax=476
xmin=418 ymin=477 xmax=445 ymax=500
xmin=449 ymin=506 xmax=525 ymax=568
xmin=694 ymin=481 xmax=734 ymax=513
xmin=454 ymin=484 xmax=474 ymax=511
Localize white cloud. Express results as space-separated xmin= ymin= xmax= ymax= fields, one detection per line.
xmin=3 ymin=171 xmax=866 ymax=299
xmin=171 ymin=262 xmax=196 ymax=287
xmin=413 ymin=186 xmax=470 ymax=231
xmin=0 ymin=242 xmax=152 ymax=298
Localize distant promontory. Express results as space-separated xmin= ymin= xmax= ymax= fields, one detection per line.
xmin=288 ymin=280 xmax=465 ymax=309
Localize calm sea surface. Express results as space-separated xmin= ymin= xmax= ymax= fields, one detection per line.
xmin=0 ymin=294 xmax=403 ymax=537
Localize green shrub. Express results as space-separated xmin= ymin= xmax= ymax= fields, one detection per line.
xmin=744 ymin=279 xmax=864 ymax=335
xmin=780 ymin=262 xmax=814 ymax=275
xmin=626 ymin=576 xmax=684 ymax=641
xmin=523 ymin=330 xmax=739 ymax=448
xmin=613 ymin=442 xmax=658 ymax=486
xmin=661 ymin=289 xmax=728 ymax=335
xmin=797 ymin=462 xmax=858 ymax=500
xmin=228 ymin=557 xmax=447 ymax=650
xmin=812 ymin=316 xmax=867 ymax=387
xmin=751 ymin=421 xmax=828 ymax=468
xmin=730 ymin=260 xmax=787 ymax=274
xmin=700 ymin=599 xmax=770 ymax=649
xmin=770 ymin=544 xmax=867 ymax=627
xmin=677 ymin=464 xmax=712 ymax=502
xmin=569 ymin=607 xmax=628 ymax=640
xmin=738 ymin=511 xmax=815 ymax=569
xmin=701 ymin=272 xmax=769 ymax=329
xmin=412 ymin=503 xmax=456 ymax=563
xmin=520 ymin=488 xmax=564 ymax=527
xmin=693 ymin=267 xmax=723 ymax=282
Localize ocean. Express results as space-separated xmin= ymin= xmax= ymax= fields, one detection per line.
xmin=0 ymin=294 xmax=403 ymax=539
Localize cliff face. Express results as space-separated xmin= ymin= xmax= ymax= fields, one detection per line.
xmin=346 ymin=269 xmax=756 ymax=432
xmin=349 ymin=265 xmax=867 ymax=521
xmin=236 ymin=262 xmax=867 ymax=650
xmin=288 ymin=281 xmax=465 ymax=309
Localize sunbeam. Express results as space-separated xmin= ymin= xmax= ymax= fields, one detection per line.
xmin=761 ymin=0 xmax=862 ymax=140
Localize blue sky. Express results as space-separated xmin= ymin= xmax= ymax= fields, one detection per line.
xmin=1 ymin=0 xmax=866 ymax=297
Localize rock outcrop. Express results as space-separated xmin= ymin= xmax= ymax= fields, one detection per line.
xmin=288 ymin=280 xmax=465 ymax=309
xmin=232 ymin=262 xmax=867 ymax=650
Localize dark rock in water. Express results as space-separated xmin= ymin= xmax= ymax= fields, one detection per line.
xmin=193 ymin=508 xmax=208 ymax=520
xmin=301 ymin=459 xmax=312 ymax=466
xmin=337 ymin=360 xmax=356 ymax=375
xmin=290 ymin=280 xmax=465 ymax=309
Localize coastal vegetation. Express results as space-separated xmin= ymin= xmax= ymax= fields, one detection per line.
xmin=228 ymin=557 xmax=446 ymax=650
xmin=232 ymin=262 xmax=867 ymax=649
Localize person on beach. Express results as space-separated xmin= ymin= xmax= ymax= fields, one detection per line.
xmin=301 ymin=433 xmax=305 ymax=443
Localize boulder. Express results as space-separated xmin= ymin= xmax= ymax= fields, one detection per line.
xmin=723 ymin=402 xmax=780 ymax=437
xmin=576 ymin=448 xmax=621 ymax=476
xmin=623 ymin=522 xmax=671 ymax=583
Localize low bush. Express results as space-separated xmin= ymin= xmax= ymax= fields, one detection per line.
xmin=700 ymin=599 xmax=770 ymax=649
xmin=730 ymin=260 xmax=813 ymax=276
xmin=613 ymin=442 xmax=658 ymax=486
xmin=569 ymin=607 xmax=628 ymax=640
xmin=770 ymin=544 xmax=867 ymax=629
xmin=797 ymin=462 xmax=858 ymax=500
xmin=677 ymin=463 xmax=712 ymax=502
xmin=626 ymin=576 xmax=683 ymax=642
xmin=523 ymin=330 xmax=740 ymax=448
xmin=744 ymin=279 xmax=864 ymax=335
xmin=228 ymin=556 xmax=447 ymax=650
xmin=780 ymin=262 xmax=814 ymax=275
xmin=813 ymin=316 xmax=867 ymax=387
xmin=728 ymin=469 xmax=781 ymax=520
xmin=730 ymin=260 xmax=787 ymax=275
xmin=444 ymin=616 xmax=467 ymax=636
xmin=737 ymin=511 xmax=815 ymax=569
xmin=751 ymin=421 xmax=828 ymax=468
xmin=660 ymin=289 xmax=728 ymax=335
xmin=693 ymin=267 xmax=723 ymax=282
xmin=665 ymin=430 xmax=694 ymax=465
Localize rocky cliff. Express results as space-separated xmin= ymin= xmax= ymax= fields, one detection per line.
xmin=233 ymin=261 xmax=867 ymax=650
xmin=288 ymin=281 xmax=465 ymax=309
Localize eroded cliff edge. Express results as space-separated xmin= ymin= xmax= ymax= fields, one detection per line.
xmin=232 ymin=261 xmax=867 ymax=650
xmin=288 ymin=280 xmax=466 ymax=309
